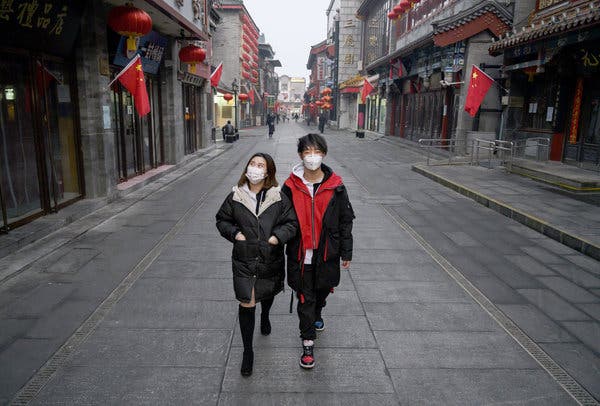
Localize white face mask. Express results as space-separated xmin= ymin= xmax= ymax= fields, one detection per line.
xmin=246 ymin=165 xmax=266 ymax=184
xmin=303 ymin=154 xmax=323 ymax=171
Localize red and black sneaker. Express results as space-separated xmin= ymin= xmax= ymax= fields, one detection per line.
xmin=300 ymin=341 xmax=315 ymax=369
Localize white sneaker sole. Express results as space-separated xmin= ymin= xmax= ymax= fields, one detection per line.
xmin=300 ymin=361 xmax=315 ymax=369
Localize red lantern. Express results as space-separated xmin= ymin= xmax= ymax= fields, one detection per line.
xmin=108 ymin=4 xmax=152 ymax=52
xmin=238 ymin=93 xmax=249 ymax=103
xmin=321 ymin=87 xmax=332 ymax=95
xmin=223 ymin=93 xmax=233 ymax=102
xmin=315 ymin=100 xmax=324 ymax=107
xmin=387 ymin=11 xmax=398 ymax=19
xmin=179 ymin=45 xmax=206 ymax=70
xmin=399 ymin=0 xmax=411 ymax=12
xmin=322 ymin=95 xmax=332 ymax=102
xmin=393 ymin=3 xmax=404 ymax=14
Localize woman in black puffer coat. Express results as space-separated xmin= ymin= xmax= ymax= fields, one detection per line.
xmin=216 ymin=152 xmax=297 ymax=377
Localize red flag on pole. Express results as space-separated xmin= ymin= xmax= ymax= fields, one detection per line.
xmin=210 ymin=62 xmax=223 ymax=88
xmin=108 ymin=55 xmax=150 ymax=116
xmin=248 ymin=88 xmax=254 ymax=105
xmin=464 ymin=65 xmax=494 ymax=117
xmin=361 ymin=78 xmax=374 ymax=104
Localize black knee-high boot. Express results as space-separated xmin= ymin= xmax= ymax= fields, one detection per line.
xmin=238 ymin=305 xmax=255 ymax=376
xmin=260 ymin=297 xmax=274 ymax=335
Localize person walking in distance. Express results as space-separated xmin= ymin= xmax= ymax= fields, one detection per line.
xmin=318 ymin=112 xmax=327 ymax=134
xmin=282 ymin=134 xmax=355 ymax=369
xmin=267 ymin=113 xmax=275 ymax=138
xmin=216 ymin=153 xmax=298 ymax=376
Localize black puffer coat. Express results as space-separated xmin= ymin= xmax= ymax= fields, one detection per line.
xmin=216 ymin=185 xmax=298 ymax=302
xmin=282 ymin=164 xmax=355 ymax=292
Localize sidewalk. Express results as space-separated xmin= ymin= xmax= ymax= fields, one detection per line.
xmin=355 ymin=132 xmax=600 ymax=262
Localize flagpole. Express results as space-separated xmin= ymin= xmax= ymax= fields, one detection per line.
xmin=475 ymin=64 xmax=508 ymax=94
xmin=107 ymin=54 xmax=141 ymax=89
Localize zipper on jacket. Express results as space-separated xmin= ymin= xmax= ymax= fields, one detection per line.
xmin=311 ymin=196 xmax=316 ymax=249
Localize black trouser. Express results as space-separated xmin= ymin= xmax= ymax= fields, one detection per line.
xmin=297 ymin=264 xmax=330 ymax=340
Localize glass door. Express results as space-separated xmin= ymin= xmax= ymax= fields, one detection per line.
xmin=36 ymin=58 xmax=82 ymax=210
xmin=0 ymin=55 xmax=41 ymax=228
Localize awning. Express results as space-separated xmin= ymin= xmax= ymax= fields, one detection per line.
xmin=341 ymin=87 xmax=360 ymax=94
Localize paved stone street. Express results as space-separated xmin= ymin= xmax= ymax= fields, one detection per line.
xmin=1 ymin=122 xmax=598 ymax=405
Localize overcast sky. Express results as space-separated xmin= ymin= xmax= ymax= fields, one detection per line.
xmin=242 ymin=0 xmax=330 ymax=82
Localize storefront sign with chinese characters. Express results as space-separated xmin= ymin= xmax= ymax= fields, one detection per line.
xmin=0 ymin=0 xmax=85 ymax=56
xmin=114 ymin=31 xmax=168 ymax=75
xmin=538 ymin=0 xmax=562 ymax=10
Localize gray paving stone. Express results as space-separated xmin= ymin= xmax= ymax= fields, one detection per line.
xmin=159 ymin=245 xmax=231 ymax=261
xmin=218 ymin=393 xmax=399 ymax=406
xmin=365 ymin=302 xmax=499 ymax=332
xmin=518 ymin=289 xmax=591 ymax=321
xmin=221 ymin=348 xmax=395 ymax=394
xmin=486 ymin=262 xmax=544 ymax=289
xmin=537 ymin=277 xmax=600 ymax=303
xmin=498 ymin=304 xmax=577 ymax=343
xmin=0 ymin=337 xmax=61 ymax=401
xmin=561 ymin=321 xmax=600 ymax=353
xmin=443 ymin=231 xmax=481 ymax=247
xmin=0 ymin=318 xmax=36 ymax=349
xmin=104 ymin=298 xmax=238 ymax=330
xmin=351 ymin=249 xmax=424 ymax=264
xmin=444 ymin=254 xmax=493 ymax=278
xmin=124 ymin=277 xmax=232 ymax=302
xmin=522 ymin=246 xmax=568 ymax=265
xmin=232 ymin=315 xmax=376 ymax=349
xmin=541 ymin=343 xmax=600 ymax=400
xmin=564 ymin=255 xmax=600 ymax=276
xmin=375 ymin=331 xmax=539 ymax=369
xmin=505 ymin=255 xmax=556 ymax=276
xmin=25 ymin=299 xmax=97 ymax=340
xmin=142 ymin=259 xmax=232 ymax=279
xmin=548 ymin=263 xmax=600 ymax=288
xmin=349 ymin=261 xmax=449 ymax=282
xmin=30 ymin=366 xmax=222 ymax=405
xmin=470 ymin=276 xmax=529 ymax=304
xmin=390 ymin=368 xmax=575 ymax=405
xmin=576 ymin=303 xmax=600 ymax=321
xmin=72 ymin=328 xmax=231 ymax=367
xmin=3 ymin=283 xmax=75 ymax=317
xmin=355 ymin=281 xmax=471 ymax=303
xmin=353 ymin=233 xmax=421 ymax=250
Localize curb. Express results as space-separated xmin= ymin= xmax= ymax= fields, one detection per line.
xmin=412 ymin=163 xmax=600 ymax=262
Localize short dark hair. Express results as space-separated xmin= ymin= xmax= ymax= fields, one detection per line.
xmin=297 ymin=133 xmax=328 ymax=155
xmin=237 ymin=152 xmax=278 ymax=188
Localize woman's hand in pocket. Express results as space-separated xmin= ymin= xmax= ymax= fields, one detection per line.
xmin=235 ymin=232 xmax=246 ymax=241
xmin=268 ymin=235 xmax=279 ymax=245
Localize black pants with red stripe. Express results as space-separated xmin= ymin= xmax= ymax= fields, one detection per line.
xmin=297 ymin=264 xmax=329 ymax=340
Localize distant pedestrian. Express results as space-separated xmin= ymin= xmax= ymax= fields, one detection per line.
xmin=266 ymin=113 xmax=275 ymax=138
xmin=318 ymin=112 xmax=327 ymax=134
xmin=282 ymin=133 xmax=355 ymax=369
xmin=216 ymin=153 xmax=298 ymax=377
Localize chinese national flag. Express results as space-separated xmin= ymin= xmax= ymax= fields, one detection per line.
xmin=361 ymin=78 xmax=374 ymax=104
xmin=210 ymin=62 xmax=223 ymax=88
xmin=248 ymin=89 xmax=254 ymax=105
xmin=111 ymin=55 xmax=150 ymax=116
xmin=464 ymin=65 xmax=494 ymax=117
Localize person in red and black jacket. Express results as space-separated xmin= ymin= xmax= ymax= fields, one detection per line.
xmin=282 ymin=133 xmax=355 ymax=369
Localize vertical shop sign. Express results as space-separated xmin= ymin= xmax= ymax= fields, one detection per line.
xmin=569 ymin=78 xmax=584 ymax=144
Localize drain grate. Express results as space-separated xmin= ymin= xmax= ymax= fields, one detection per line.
xmin=382 ymin=205 xmax=599 ymax=406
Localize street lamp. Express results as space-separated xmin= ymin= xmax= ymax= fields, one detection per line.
xmin=232 ymin=78 xmax=239 ymax=133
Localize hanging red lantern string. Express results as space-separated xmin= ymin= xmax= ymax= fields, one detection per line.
xmin=321 ymin=87 xmax=332 ymax=95
xmin=399 ymin=0 xmax=411 ymax=12
xmin=387 ymin=11 xmax=398 ymax=19
xmin=242 ymin=71 xmax=251 ymax=80
xmin=393 ymin=3 xmax=404 ymax=15
xmin=108 ymin=3 xmax=152 ymax=52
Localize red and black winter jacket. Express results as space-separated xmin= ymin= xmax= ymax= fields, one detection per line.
xmin=282 ymin=164 xmax=355 ymax=293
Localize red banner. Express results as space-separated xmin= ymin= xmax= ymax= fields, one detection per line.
xmin=569 ymin=78 xmax=584 ymax=144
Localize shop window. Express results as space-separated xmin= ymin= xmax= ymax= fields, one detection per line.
xmin=522 ymin=76 xmax=554 ymax=131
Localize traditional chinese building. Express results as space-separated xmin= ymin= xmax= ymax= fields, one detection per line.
xmin=328 ymin=0 xmax=363 ymax=130
xmin=490 ymin=0 xmax=600 ymax=167
xmin=0 ymin=0 xmax=218 ymax=232
xmin=373 ymin=0 xmax=522 ymax=145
